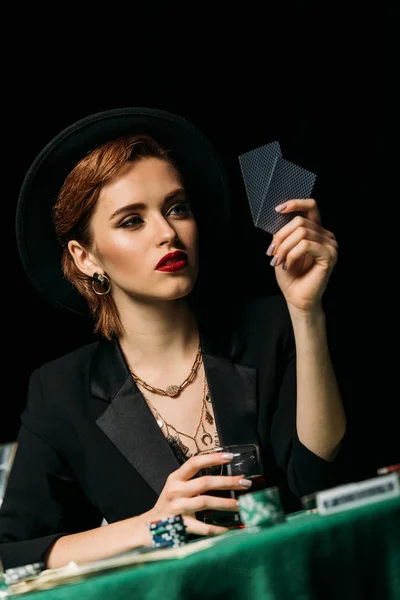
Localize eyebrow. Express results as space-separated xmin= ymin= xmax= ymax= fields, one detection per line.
xmin=109 ymin=188 xmax=185 ymax=221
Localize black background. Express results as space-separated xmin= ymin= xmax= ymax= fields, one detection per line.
xmin=2 ymin=11 xmax=397 ymax=482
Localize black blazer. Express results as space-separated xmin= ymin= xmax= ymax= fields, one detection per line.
xmin=0 ymin=295 xmax=348 ymax=569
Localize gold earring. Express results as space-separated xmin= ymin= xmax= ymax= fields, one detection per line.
xmin=91 ymin=272 xmax=111 ymax=295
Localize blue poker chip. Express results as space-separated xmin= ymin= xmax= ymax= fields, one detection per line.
xmin=148 ymin=514 xmax=187 ymax=548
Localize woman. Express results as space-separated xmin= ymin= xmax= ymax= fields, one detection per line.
xmin=0 ymin=107 xmax=347 ymax=570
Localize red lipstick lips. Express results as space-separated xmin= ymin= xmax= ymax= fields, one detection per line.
xmin=156 ymin=250 xmax=188 ymax=272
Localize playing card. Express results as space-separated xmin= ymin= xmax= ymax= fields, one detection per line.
xmin=238 ymin=142 xmax=281 ymax=223
xmin=256 ymin=157 xmax=316 ymax=234
xmin=239 ymin=143 xmax=317 ymax=235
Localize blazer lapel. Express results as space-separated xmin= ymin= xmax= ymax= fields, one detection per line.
xmin=201 ymin=311 xmax=259 ymax=445
xmin=91 ymin=339 xmax=180 ymax=496
xmin=201 ymin=332 xmax=259 ymax=448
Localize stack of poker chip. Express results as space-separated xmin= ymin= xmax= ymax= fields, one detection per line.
xmin=238 ymin=486 xmax=285 ymax=528
xmin=148 ymin=514 xmax=188 ymax=549
xmin=4 ymin=562 xmax=45 ymax=585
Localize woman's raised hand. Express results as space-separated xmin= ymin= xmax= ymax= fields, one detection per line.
xmin=267 ymin=198 xmax=338 ymax=314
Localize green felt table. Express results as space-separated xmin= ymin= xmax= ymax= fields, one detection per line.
xmin=13 ymin=496 xmax=400 ymax=600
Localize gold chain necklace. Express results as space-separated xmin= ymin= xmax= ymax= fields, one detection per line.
xmin=140 ymin=378 xmax=216 ymax=458
xmin=129 ymin=343 xmax=202 ymax=397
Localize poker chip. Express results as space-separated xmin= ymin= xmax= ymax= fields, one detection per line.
xmin=301 ymin=491 xmax=318 ymax=511
xmin=238 ymin=486 xmax=285 ymax=528
xmin=4 ymin=562 xmax=45 ymax=585
xmin=377 ymin=464 xmax=400 ymax=476
xmin=148 ymin=514 xmax=188 ymax=548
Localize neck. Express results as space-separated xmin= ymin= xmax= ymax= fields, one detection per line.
xmin=117 ymin=297 xmax=199 ymax=369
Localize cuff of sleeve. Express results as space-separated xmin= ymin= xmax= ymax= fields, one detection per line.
xmin=289 ymin=431 xmax=349 ymax=498
xmin=0 ymin=533 xmax=67 ymax=570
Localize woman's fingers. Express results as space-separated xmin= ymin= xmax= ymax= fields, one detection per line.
xmin=283 ymin=239 xmax=337 ymax=271
xmin=168 ymin=475 xmax=252 ymax=500
xmin=267 ymin=216 xmax=336 ymax=256
xmin=168 ymin=452 xmax=234 ymax=482
xmin=275 ymin=198 xmax=321 ymax=225
xmin=183 ymin=515 xmax=229 ymax=537
xmin=174 ymin=494 xmax=239 ymax=514
xmin=268 ymin=227 xmax=338 ymax=268
xmin=149 ymin=453 xmax=244 ymax=528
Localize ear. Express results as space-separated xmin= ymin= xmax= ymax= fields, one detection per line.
xmin=67 ymin=240 xmax=102 ymax=278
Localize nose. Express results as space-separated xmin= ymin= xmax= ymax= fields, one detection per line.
xmin=155 ymin=215 xmax=178 ymax=246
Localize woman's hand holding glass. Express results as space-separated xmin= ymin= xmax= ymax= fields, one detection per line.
xmin=142 ymin=452 xmax=252 ymax=538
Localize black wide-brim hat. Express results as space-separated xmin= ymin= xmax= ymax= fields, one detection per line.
xmin=16 ymin=107 xmax=231 ymax=316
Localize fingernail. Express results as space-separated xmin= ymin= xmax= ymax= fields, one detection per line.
xmin=266 ymin=242 xmax=275 ymax=256
xmin=270 ymin=256 xmax=279 ymax=267
xmin=239 ymin=479 xmax=252 ymax=488
xmin=222 ymin=453 xmax=234 ymax=460
xmin=275 ymin=203 xmax=287 ymax=212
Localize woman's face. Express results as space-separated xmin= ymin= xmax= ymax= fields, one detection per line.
xmin=88 ymin=157 xmax=199 ymax=305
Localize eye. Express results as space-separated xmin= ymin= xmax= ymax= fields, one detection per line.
xmin=119 ymin=215 xmax=143 ymax=228
xmin=168 ymin=201 xmax=192 ymax=217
